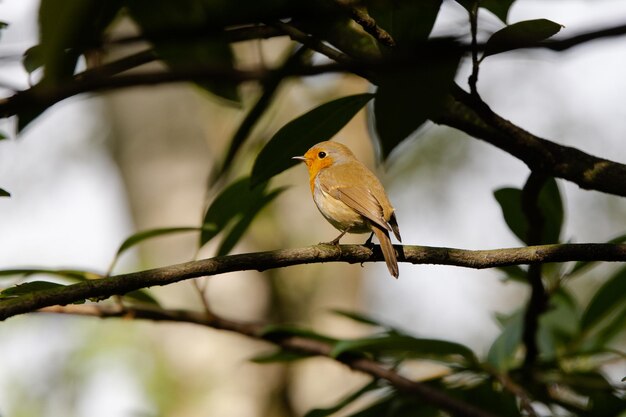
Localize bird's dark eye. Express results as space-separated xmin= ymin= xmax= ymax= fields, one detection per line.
xmin=318 ymin=151 xmax=327 ymax=159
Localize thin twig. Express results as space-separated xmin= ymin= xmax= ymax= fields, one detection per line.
xmin=468 ymin=2 xmax=480 ymax=96
xmin=38 ymin=303 xmax=498 ymax=417
xmin=333 ymin=0 xmax=395 ymax=47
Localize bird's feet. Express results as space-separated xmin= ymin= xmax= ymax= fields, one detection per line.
xmin=362 ymin=232 xmax=375 ymax=249
xmin=320 ymin=231 xmax=346 ymax=247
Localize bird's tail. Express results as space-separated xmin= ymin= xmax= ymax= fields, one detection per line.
xmin=373 ymin=226 xmax=399 ymax=278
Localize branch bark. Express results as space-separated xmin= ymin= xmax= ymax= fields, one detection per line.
xmin=2 ymin=242 xmax=626 ymax=321
xmin=38 ymin=303 xmax=498 ymax=417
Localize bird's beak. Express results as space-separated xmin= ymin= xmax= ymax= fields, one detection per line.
xmin=292 ymin=156 xmax=306 ymax=162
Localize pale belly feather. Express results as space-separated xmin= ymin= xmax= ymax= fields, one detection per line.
xmin=313 ymin=185 xmax=370 ymax=234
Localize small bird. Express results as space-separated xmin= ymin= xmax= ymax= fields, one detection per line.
xmin=293 ymin=141 xmax=402 ymax=278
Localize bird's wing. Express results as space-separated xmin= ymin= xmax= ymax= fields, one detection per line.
xmin=323 ymin=183 xmax=391 ymax=233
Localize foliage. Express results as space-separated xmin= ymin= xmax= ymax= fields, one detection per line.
xmin=0 ymin=0 xmax=625 ymax=416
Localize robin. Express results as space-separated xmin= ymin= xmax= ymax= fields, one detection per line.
xmin=293 ymin=141 xmax=402 ymax=278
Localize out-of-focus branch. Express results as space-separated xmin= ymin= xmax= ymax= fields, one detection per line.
xmin=520 ymin=173 xmax=550 ymax=372
xmin=333 ymin=0 xmax=395 ymax=47
xmin=37 ymin=303 xmax=497 ymax=417
xmin=3 ymin=243 xmax=626 ymax=321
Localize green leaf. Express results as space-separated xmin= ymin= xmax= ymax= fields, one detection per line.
xmin=581 ymin=266 xmax=626 ymax=332
xmin=199 ymin=177 xmax=270 ymax=247
xmin=38 ymin=0 xmax=122 ymax=83
xmin=455 ymin=0 xmax=516 ymax=23
xmin=126 ymin=0 xmax=239 ymax=103
xmin=0 ymin=131 xmax=7 ymax=141
xmin=0 ymin=281 xmax=65 ymax=298
xmin=0 ymin=268 xmax=102 ymax=281
xmin=22 ymin=0 xmax=122 ymax=131
xmin=117 ymin=226 xmax=215 ymax=258
xmin=0 ymin=188 xmax=10 ymax=197
xmin=331 ymin=309 xmax=387 ymax=327
xmin=537 ymin=289 xmax=579 ymax=361
xmin=483 ymin=19 xmax=564 ymax=59
xmin=305 ymin=380 xmax=381 ymax=417
xmin=123 ymin=289 xmax=160 ymax=306
xmin=331 ymin=334 xmax=478 ymax=365
xmin=366 ymin=0 xmax=442 ymax=47
xmin=494 ymin=188 xmax=526 ymax=242
xmin=373 ymin=42 xmax=462 ymax=158
xmin=494 ymin=177 xmax=563 ymax=245
xmin=259 ymin=324 xmax=338 ymax=344
xmin=448 ymin=379 xmax=520 ymax=417
xmin=211 ymin=46 xmax=309 ymax=185
xmin=23 ymin=45 xmax=44 ymax=74
xmin=487 ymin=309 xmax=523 ymax=371
xmin=495 ymin=265 xmax=527 ymax=283
xmin=250 ymin=349 xmax=313 ymax=364
xmin=251 ymin=93 xmax=374 ymax=187
xmin=217 ymin=187 xmax=285 ymax=256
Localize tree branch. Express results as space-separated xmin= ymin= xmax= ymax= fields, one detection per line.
xmin=2 ymin=243 xmax=626 ymax=321
xmin=38 ymin=303 xmax=497 ymax=417
xmin=438 ymin=86 xmax=626 ymax=198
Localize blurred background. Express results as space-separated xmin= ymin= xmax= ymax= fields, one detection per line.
xmin=1 ymin=0 xmax=626 ymax=416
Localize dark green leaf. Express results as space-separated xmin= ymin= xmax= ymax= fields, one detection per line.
xmin=0 ymin=131 xmax=7 ymax=141
xmin=487 ymin=309 xmax=523 ymax=371
xmin=539 ymin=177 xmax=564 ymax=244
xmin=537 ymin=289 xmax=579 ymax=361
xmin=126 ymin=0 xmax=239 ymax=102
xmin=373 ymin=42 xmax=462 ymax=158
xmin=455 ymin=0 xmax=516 ymax=23
xmin=483 ymin=19 xmax=564 ymax=58
xmin=305 ymin=380 xmax=381 ymax=417
xmin=38 ymin=0 xmax=122 ymax=82
xmin=211 ymin=46 xmax=309 ymax=185
xmin=200 ymin=177 xmax=271 ymax=247
xmin=366 ymin=0 xmax=442 ymax=47
xmin=570 ymin=233 xmax=626 ymax=276
xmin=259 ymin=324 xmax=338 ymax=344
xmin=23 ymin=0 xmax=122 ymax=131
xmin=123 ymin=289 xmax=160 ymax=306
xmin=0 ymin=281 xmax=65 ymax=298
xmin=448 ymin=379 xmax=520 ymax=417
xmin=584 ymin=307 xmax=626 ymax=352
xmin=495 ymin=265 xmax=527 ymax=283
xmin=251 ymin=93 xmax=374 ymax=187
xmin=494 ymin=177 xmax=563 ymax=244
xmin=331 ymin=309 xmax=387 ymax=327
xmin=217 ymin=187 xmax=286 ymax=256
xmin=0 ymin=268 xmax=102 ymax=281
xmin=494 ymin=188 xmax=526 ymax=242
xmin=0 ymin=188 xmax=10 ymax=197
xmin=581 ymin=266 xmax=626 ymax=331
xmin=331 ymin=334 xmax=478 ymax=364
xmin=23 ymin=45 xmax=44 ymax=74
xmin=250 ymin=349 xmax=314 ymax=364
xmin=117 ymin=226 xmax=215 ymax=258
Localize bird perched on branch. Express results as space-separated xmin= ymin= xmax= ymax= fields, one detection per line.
xmin=293 ymin=141 xmax=402 ymax=278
